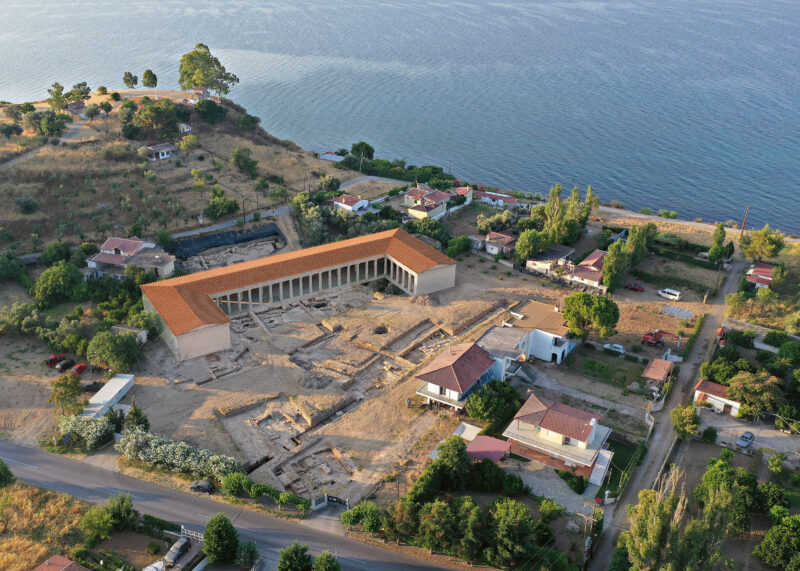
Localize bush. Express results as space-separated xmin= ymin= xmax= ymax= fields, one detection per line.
xmin=631 ymin=344 xmax=642 ymax=353
xmin=0 ymin=458 xmax=14 ymax=487
xmin=537 ymin=498 xmax=565 ymax=522
xmin=146 ymin=541 xmax=160 ymax=555
xmin=236 ymin=539 xmax=259 ymax=567
xmin=556 ymin=470 xmax=587 ymax=494
xmin=764 ymin=331 xmax=789 ymax=348
xmin=701 ymin=426 xmax=717 ymax=443
xmin=15 ymin=195 xmax=39 ymax=214
xmin=80 ymin=505 xmax=113 ymax=542
xmin=221 ymin=472 xmax=252 ymax=497
xmin=726 ymin=330 xmax=755 ymax=348
xmin=57 ymin=415 xmax=115 ymax=451
xmin=110 ymin=92 xmax=121 ymax=101
xmin=195 ymin=99 xmax=227 ymax=124
xmin=143 ymin=514 xmax=181 ymax=532
xmin=236 ymin=114 xmax=260 ymax=131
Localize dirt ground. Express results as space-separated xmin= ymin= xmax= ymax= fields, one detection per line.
xmin=442 ymin=202 xmax=499 ymax=237
xmin=342 ymin=179 xmax=403 ymax=199
xmin=636 ymin=255 xmax=724 ymax=291
xmin=594 ymin=211 xmax=718 ymax=245
xmin=97 ymin=531 xmax=165 ymax=568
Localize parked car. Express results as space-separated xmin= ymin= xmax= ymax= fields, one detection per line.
xmin=624 ymin=283 xmax=645 ymax=292
xmin=657 ymin=288 xmax=682 ymax=301
xmin=603 ymin=343 xmax=626 ymax=356
xmin=45 ymin=354 xmax=65 ymax=367
xmin=82 ymin=381 xmax=104 ymax=393
xmin=190 ymin=480 xmax=214 ymax=494
xmin=55 ymin=359 xmax=75 ymax=372
xmin=70 ymin=363 xmax=87 ymax=375
xmin=164 ymin=537 xmax=190 ymax=568
xmin=736 ymin=431 xmax=755 ymax=448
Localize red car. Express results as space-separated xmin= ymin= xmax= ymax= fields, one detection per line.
xmin=70 ymin=363 xmax=87 ymax=375
xmin=624 ymin=283 xmax=645 ymax=292
xmin=45 ymin=354 xmax=65 ymax=367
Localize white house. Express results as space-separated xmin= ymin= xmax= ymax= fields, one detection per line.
xmin=415 ymin=343 xmax=496 ymax=410
xmin=694 ymin=379 xmax=741 ymax=416
xmin=484 ymin=232 xmax=517 ymax=256
xmin=503 ymin=392 xmax=613 ymax=484
xmin=178 ymin=123 xmax=192 ymax=134
xmin=526 ymin=244 xmax=575 ymax=275
xmin=504 ymin=300 xmax=575 ymax=364
xmin=476 ymin=326 xmax=527 ymax=380
xmin=475 ymin=190 xmax=523 ymax=208
xmin=87 ymin=236 xmax=176 ymax=279
xmin=332 ymin=194 xmax=369 ymax=213
xmin=146 ymin=143 xmax=176 ymax=161
xmin=746 ymin=262 xmax=775 ymax=289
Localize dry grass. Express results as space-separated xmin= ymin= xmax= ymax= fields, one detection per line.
xmin=0 ymin=481 xmax=87 ymax=556
xmin=341 ymin=179 xmax=403 ymax=200
xmin=0 ymin=536 xmax=50 ymax=571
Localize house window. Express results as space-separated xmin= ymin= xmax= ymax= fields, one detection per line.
xmin=439 ymin=385 xmax=446 ymax=396
xmin=564 ymin=436 xmax=572 ymax=445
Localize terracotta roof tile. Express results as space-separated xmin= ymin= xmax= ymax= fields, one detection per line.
xmin=514 ymin=393 xmax=600 ymax=442
xmin=578 ymin=250 xmax=606 ymax=270
xmin=694 ymin=379 xmax=734 ymax=400
xmin=333 ymin=194 xmax=363 ymax=207
xmin=142 ymin=229 xmax=455 ymax=336
xmin=100 ymin=237 xmax=145 ymax=256
xmin=416 ymin=343 xmax=495 ymax=393
xmin=485 ymin=232 xmax=517 ymax=248
xmin=642 ymin=358 xmax=674 ymax=382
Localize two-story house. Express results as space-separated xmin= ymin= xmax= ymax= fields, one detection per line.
xmin=476 ymin=326 xmax=527 ymax=380
xmin=504 ymin=300 xmax=576 ymax=364
xmin=503 ymin=392 xmax=613 ymax=484
xmin=415 ymin=343 xmax=496 ymax=411
xmin=87 ymin=236 xmax=176 ymax=279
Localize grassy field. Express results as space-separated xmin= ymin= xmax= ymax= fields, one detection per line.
xmin=565 ymin=346 xmax=646 ymax=389
xmin=597 ymin=439 xmax=638 ymax=499
xmin=442 ymin=202 xmax=499 ymax=237
xmin=635 ymin=255 xmax=722 ymax=290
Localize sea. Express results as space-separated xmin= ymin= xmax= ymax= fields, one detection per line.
xmin=2 ymin=0 xmax=799 ymax=232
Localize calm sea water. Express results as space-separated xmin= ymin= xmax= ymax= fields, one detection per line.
xmin=2 ymin=0 xmax=799 ymax=232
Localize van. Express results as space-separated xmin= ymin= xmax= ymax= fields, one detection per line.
xmin=658 ymin=288 xmax=682 ymax=301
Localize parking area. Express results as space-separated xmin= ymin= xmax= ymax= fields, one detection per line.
xmin=698 ymin=408 xmax=800 ymax=466
xmin=502 ymin=456 xmax=599 ymax=515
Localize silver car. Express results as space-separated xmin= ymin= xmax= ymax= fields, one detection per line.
xmin=736 ymin=431 xmax=755 ymax=448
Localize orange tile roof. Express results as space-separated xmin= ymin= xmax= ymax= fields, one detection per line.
xmin=34 ymin=555 xmax=89 ymax=571
xmin=142 ymin=229 xmax=455 ymax=336
xmin=514 ymin=393 xmax=600 ymax=442
xmin=416 ymin=343 xmax=495 ymax=393
xmin=642 ymin=358 xmax=674 ymax=382
xmin=694 ymin=379 xmax=734 ymax=401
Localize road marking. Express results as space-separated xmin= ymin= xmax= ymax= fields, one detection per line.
xmin=0 ymin=455 xmax=33 ymax=468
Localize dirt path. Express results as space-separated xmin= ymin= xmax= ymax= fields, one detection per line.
xmin=0 ymin=117 xmax=89 ymax=170
xmin=589 ymin=256 xmax=748 ymax=569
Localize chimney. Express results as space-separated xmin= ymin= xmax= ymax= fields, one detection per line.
xmin=590 ymin=418 xmax=597 ymax=426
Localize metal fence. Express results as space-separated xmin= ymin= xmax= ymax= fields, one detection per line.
xmin=169 ymin=223 xmax=286 ymax=259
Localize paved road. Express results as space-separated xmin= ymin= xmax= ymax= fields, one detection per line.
xmin=0 ymin=440 xmax=448 ymax=571
xmin=588 ymin=257 xmax=748 ymax=569
xmin=171 ymin=206 xmax=291 ymax=239
xmin=340 ymin=176 xmax=408 ymax=190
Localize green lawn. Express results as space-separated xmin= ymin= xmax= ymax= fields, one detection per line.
xmin=42 ymin=302 xmax=84 ymax=321
xmin=773 ymin=471 xmax=800 ymax=511
xmin=597 ymin=440 xmax=638 ymax=500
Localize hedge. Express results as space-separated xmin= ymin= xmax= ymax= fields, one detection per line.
xmin=57 ymin=415 xmax=115 ymax=451
xmin=653 ymin=233 xmax=707 ymax=253
xmin=680 ymin=314 xmax=707 ymax=358
xmin=115 ymin=428 xmax=241 ymax=481
xmin=764 ymin=331 xmax=789 ymax=347
xmin=142 ymin=514 xmax=181 ymax=532
xmin=630 ymin=268 xmax=715 ymax=295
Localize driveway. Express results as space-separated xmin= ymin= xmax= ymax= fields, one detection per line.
xmin=698 ymin=408 xmax=800 ymax=465
xmin=503 ymin=456 xmax=599 ymax=515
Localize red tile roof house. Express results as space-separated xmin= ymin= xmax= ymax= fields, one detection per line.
xmin=87 ymin=236 xmax=175 ymax=279
xmin=564 ymin=249 xmax=607 ymax=292
xmin=331 ymin=194 xmax=369 ymax=213
xmin=503 ymin=393 xmax=613 ymax=485
xmin=475 ymin=190 xmax=522 ymax=208
xmin=641 ymin=358 xmax=675 ymax=394
xmin=415 ymin=343 xmax=497 ymax=411
xmin=483 ymin=231 xmax=517 ymax=256
xmin=142 ymin=229 xmax=457 ymax=361
xmin=746 ymin=262 xmax=776 ymax=289
xmin=34 ymin=555 xmax=90 ymax=571
xmin=694 ymin=379 xmax=741 ymax=416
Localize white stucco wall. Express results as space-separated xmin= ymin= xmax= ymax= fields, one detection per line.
xmin=415 ymin=263 xmax=456 ymax=295
xmin=176 ymin=323 xmax=231 ymax=361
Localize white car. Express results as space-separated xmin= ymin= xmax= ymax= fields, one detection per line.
xmin=603 ymin=343 xmax=626 ymax=356
xmin=658 ymin=288 xmax=682 ymax=301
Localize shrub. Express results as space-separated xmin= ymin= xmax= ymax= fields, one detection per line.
xmin=726 ymin=330 xmax=755 ymax=348
xmin=80 ymin=505 xmax=113 ymax=542
xmin=15 ymin=195 xmax=39 ymax=214
xmin=537 ymin=498 xmax=565 ymax=522
xmin=764 ymin=331 xmax=789 ymax=348
xmin=57 ymin=415 xmax=115 ymax=451
xmin=236 ymin=114 xmax=260 ymax=131
xmin=0 ymin=458 xmax=14 ymax=487
xmin=236 ymin=539 xmax=259 ymax=567
xmin=143 ymin=514 xmax=181 ymax=532
xmin=146 ymin=541 xmax=160 ymax=555
xmin=195 ymin=99 xmax=227 ymax=124
xmin=701 ymin=426 xmax=717 ymax=443
xmin=110 ymin=92 xmax=121 ymax=101
xmin=221 ymin=472 xmax=252 ymax=497
xmin=631 ymin=344 xmax=642 ymax=353
xmin=556 ymin=470 xmax=587 ymax=494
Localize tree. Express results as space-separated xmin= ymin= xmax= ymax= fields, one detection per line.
xmin=758 ymin=481 xmax=789 ymax=511
xmin=66 ymin=82 xmax=91 ymax=103
xmin=0 ymin=249 xmax=23 ymax=282
xmin=768 ymin=452 xmax=787 ymax=474
xmin=318 ymin=174 xmax=341 ymax=192
xmin=122 ymin=72 xmax=138 ymax=89
xmin=178 ymin=133 xmax=197 ymax=157
xmin=543 ymin=184 xmax=566 ymax=243
xmin=277 ymin=541 xmax=313 ymax=571
xmin=453 ymin=496 xmax=487 ymax=560
xmin=23 ymin=110 xmax=68 ymax=136
xmin=204 ymin=185 xmax=240 ymax=220
xmin=195 ymin=99 xmax=227 ymax=123
xmin=47 ymin=82 xmax=67 ymax=111
xmin=3 ymin=105 xmax=22 ymax=122
xmin=436 ymin=436 xmax=471 ymax=491
xmin=581 ymin=185 xmax=600 ymax=226
xmin=80 ymin=505 xmax=113 ymax=541
xmin=350 ymin=141 xmax=374 ymax=160
xmin=142 ymin=69 xmax=158 ymax=90
xmin=603 ymin=239 xmax=630 ymax=292
xmin=563 ymin=292 xmax=620 ymax=337
xmin=312 ymin=551 xmax=341 ymax=571
xmin=99 ymin=101 xmax=112 ymax=116
xmin=41 ymin=241 xmax=71 ymax=266
xmin=0 ymin=458 xmax=15 ymax=487
xmin=708 ymin=223 xmax=726 ymax=263
xmin=741 ymin=224 xmax=785 ymax=261
xmin=48 ymin=373 xmax=84 ymax=415
xmin=155 ymin=228 xmax=173 ymax=250
xmin=417 ymin=499 xmax=456 ymax=554
xmin=84 ymin=103 xmax=100 ymax=122
xmin=487 ymin=498 xmax=536 ymax=568
xmin=203 ymin=513 xmax=239 ymax=563
xmin=86 ymin=331 xmax=142 ymax=373
xmin=753 ymin=514 xmax=800 ymax=568
xmin=386 ymin=499 xmax=417 ymax=544
xmin=179 ymin=43 xmax=239 ymax=94
xmin=625 ymin=224 xmax=650 ymax=265
xmin=107 ymin=493 xmax=138 ymax=531
xmin=779 ymin=341 xmax=800 ymax=364
xmin=33 ymin=261 xmax=82 ymax=308
xmin=670 ymin=405 xmax=699 ymax=440
xmin=514 ymin=228 xmax=547 ymax=265
xmin=727 ymin=370 xmax=783 ymax=417
xmin=465 ymin=379 xmax=520 ymax=423
xmin=231 ymin=146 xmax=258 ymax=177
xmin=133 ymin=98 xmax=178 ymax=137
xmin=235 ymin=539 xmax=259 ymax=568
xmin=1 ymin=123 xmax=23 ymax=138
xmin=618 ymin=469 xmax=687 ymax=571
xmin=124 ymin=396 xmax=150 ymax=432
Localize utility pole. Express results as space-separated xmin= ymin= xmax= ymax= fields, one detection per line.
xmin=740 ymin=205 xmax=750 ymax=238
xmin=359 ymin=151 xmax=364 ymax=173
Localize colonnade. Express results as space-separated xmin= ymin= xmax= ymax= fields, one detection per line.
xmin=212 ymin=255 xmax=418 ymax=315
